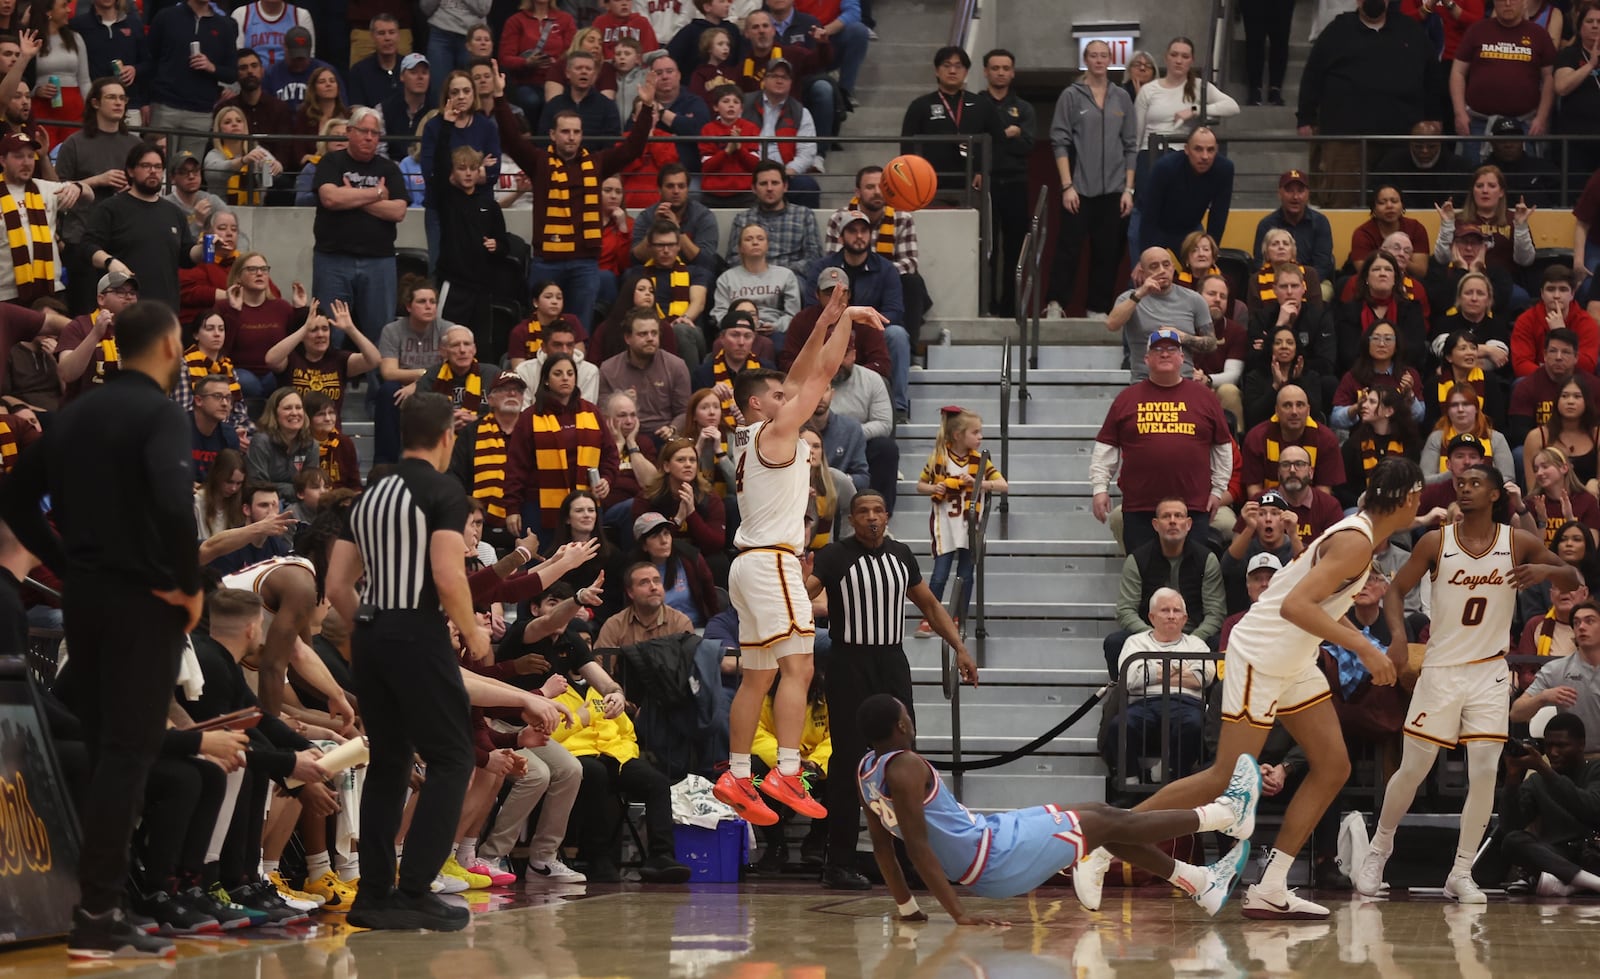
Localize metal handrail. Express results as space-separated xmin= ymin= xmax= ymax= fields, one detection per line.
xmin=1011 ymin=185 xmax=1048 ymax=422
xmin=939 ymin=449 xmax=999 ymax=801
xmin=1146 ymin=132 xmax=1597 ymax=208
xmin=997 ymin=337 xmax=1011 ymax=517
xmin=948 ymin=0 xmax=980 ymax=48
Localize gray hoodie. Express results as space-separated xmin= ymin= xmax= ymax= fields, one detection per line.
xmin=1050 ymin=81 xmax=1138 ymax=198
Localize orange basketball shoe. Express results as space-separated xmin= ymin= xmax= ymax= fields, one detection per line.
xmin=759 ymin=770 xmax=827 ymax=819
xmin=713 ymin=771 xmax=779 ymax=825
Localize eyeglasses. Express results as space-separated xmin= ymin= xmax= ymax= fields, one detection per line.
xmin=131 ymin=161 xmax=163 ymax=171
xmin=242 ymin=265 xmax=270 ymax=273
xmin=349 ymin=127 xmax=382 ymax=137
xmin=1368 ymin=334 xmax=1396 ymax=344
xmin=198 ymin=392 xmax=231 ymax=401
xmin=1279 ymin=460 xmax=1312 ymax=470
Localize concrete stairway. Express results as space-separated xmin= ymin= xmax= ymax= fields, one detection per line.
xmin=895 ymin=336 xmax=1126 ymax=810
xmin=1217 ymin=0 xmax=1320 ymax=207
xmin=825 ymin=0 xmax=953 ymax=192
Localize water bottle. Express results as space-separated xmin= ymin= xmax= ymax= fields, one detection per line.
xmin=47 ymin=76 xmax=60 ymax=109
xmin=202 ymin=233 xmax=215 ymax=263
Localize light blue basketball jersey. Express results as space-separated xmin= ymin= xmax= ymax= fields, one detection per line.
xmin=857 ymin=749 xmax=1086 ymax=897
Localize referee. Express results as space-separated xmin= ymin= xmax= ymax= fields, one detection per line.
xmin=805 ymin=490 xmax=978 ymax=890
xmin=0 ymin=300 xmax=197 ymax=960
xmin=325 ymin=392 xmax=490 ymax=933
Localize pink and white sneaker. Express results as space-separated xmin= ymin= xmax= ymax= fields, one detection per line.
xmin=466 ymin=861 xmax=517 ymax=887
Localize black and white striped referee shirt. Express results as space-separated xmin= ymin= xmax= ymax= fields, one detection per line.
xmin=810 ymin=536 xmax=922 ymax=647
xmin=346 ymin=458 xmax=470 ymax=613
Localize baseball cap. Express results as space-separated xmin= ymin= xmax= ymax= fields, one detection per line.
xmin=816 ymin=266 xmax=848 ymax=292
xmin=489 ymin=372 xmax=527 ymax=391
xmin=0 ymin=131 xmax=36 ymax=155
xmin=97 ymin=269 xmax=138 ymax=293
xmin=1278 ymin=169 xmax=1308 ymax=189
xmin=1147 ymin=327 xmax=1184 ymax=350
xmin=766 ymin=57 xmax=794 ymax=75
xmin=1446 ymin=432 xmax=1486 ymax=456
xmin=284 ymin=27 xmax=313 ymax=53
xmin=839 ymin=209 xmax=872 ymax=229
xmin=401 ymin=52 xmax=430 ymax=72
xmin=633 ymin=512 xmax=675 ymax=539
xmin=1256 ymin=490 xmax=1292 ymax=511
xmin=720 ymin=308 xmax=757 ymax=332
xmin=171 ymin=148 xmax=201 ymax=169
xmin=1246 ymin=553 xmax=1283 ymax=575
xmin=1489 ymin=116 xmax=1525 ymax=137
xmin=1453 ymin=222 xmax=1487 ymax=241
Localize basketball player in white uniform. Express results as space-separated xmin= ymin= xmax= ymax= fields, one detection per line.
xmin=1356 ymin=463 xmax=1579 ymax=903
xmin=713 ymin=283 xmax=887 ymax=825
xmin=1075 ymin=456 xmax=1426 ymax=920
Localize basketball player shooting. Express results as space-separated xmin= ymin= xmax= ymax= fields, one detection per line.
xmin=714 ymin=284 xmax=886 ymax=825
xmin=1356 ymin=463 xmax=1580 ymax=903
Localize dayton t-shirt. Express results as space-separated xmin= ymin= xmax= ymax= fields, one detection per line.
xmin=312 ymin=149 xmax=408 ymax=258
xmin=1096 ymin=377 xmax=1232 ymax=512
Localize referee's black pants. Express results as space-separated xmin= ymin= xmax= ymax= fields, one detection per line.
xmin=62 ymin=581 xmax=187 ymax=914
xmin=824 ymin=643 xmax=915 ymax=866
xmin=353 ymin=611 xmax=473 ymax=898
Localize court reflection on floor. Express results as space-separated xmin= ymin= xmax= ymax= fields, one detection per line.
xmin=7 ymin=886 xmax=1600 ymax=977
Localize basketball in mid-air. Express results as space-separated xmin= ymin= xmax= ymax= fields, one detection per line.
xmin=881 ymin=154 xmax=938 ymax=211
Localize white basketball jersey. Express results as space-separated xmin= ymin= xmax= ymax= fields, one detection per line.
xmin=1227 ymin=513 xmax=1376 ymax=671
xmin=221 ymin=556 xmax=314 ymax=600
xmin=731 ymin=420 xmax=808 ymax=552
xmin=1426 ymin=522 xmax=1515 ymax=667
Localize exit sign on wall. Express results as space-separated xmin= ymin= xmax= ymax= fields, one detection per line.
xmin=1073 ymin=25 xmax=1140 ymax=70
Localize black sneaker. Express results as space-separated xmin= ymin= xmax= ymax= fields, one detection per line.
xmin=585 ymin=858 xmax=622 ymax=884
xmin=750 ymin=842 xmax=789 ymax=876
xmin=230 ymin=881 xmax=311 ymax=926
xmin=347 ymin=887 xmax=390 ymax=930
xmin=1247 ymin=87 xmax=1263 ymax=106
xmin=820 ymin=864 xmax=871 ymax=890
xmin=360 ymin=890 xmax=470 ymax=931
xmin=66 ymin=907 xmax=177 ymax=960
xmin=132 ymin=888 xmax=220 ymax=935
xmin=1268 ymin=87 xmax=1285 ymax=107
xmin=639 ymin=854 xmax=691 ymax=884
xmin=123 ymin=908 xmax=159 ymax=935
xmin=179 ymin=885 xmax=255 ymax=930
xmin=799 ymin=829 xmax=827 ymax=868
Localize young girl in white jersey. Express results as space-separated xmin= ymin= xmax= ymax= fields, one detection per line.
xmin=913 ymin=408 xmax=1006 ymax=637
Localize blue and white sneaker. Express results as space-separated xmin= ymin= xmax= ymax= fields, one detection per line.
xmin=1193 ymin=839 xmax=1250 ymax=917
xmin=1219 ymin=753 xmax=1262 ymax=840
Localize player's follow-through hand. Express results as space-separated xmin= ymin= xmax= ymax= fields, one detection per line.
xmin=846 ymin=306 xmax=889 ymax=331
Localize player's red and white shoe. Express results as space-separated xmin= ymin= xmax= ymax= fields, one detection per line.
xmin=713 ymin=771 xmax=779 ymax=825
xmin=759 ymin=771 xmax=827 ymax=819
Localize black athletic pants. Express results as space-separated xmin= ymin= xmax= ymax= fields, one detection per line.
xmin=574 ymin=754 xmax=675 ymax=861
xmin=989 ymin=174 xmax=1030 ymax=318
xmin=1050 ymin=193 xmax=1128 ymax=316
xmin=1475 ymin=829 xmax=1598 ymax=888
xmin=139 ymin=755 xmax=226 ymax=890
xmin=63 ymin=582 xmax=187 ymax=913
xmin=1240 ymin=0 xmax=1294 ymax=92
xmin=220 ymin=768 xmax=271 ymax=888
xmin=353 ymin=611 xmax=474 ymax=897
xmin=824 ymin=642 xmax=915 ymax=865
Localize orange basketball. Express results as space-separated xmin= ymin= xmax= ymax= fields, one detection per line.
xmin=881 ymin=154 xmax=938 ymax=211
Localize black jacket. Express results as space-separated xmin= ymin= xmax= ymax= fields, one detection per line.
xmin=0 ymin=371 xmax=199 ymax=593
xmin=1297 ymin=11 xmax=1436 ymax=136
